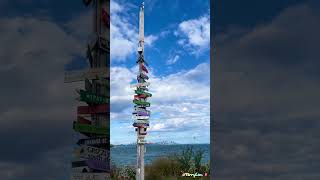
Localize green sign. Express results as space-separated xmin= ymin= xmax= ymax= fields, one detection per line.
xmin=133 ymin=99 xmax=150 ymax=106
xmin=73 ymin=122 xmax=108 ymax=135
xmin=135 ymin=89 xmax=152 ymax=97
xmin=78 ymin=90 xmax=109 ymax=104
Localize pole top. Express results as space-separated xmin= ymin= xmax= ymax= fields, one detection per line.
xmin=141 ymin=2 xmax=144 ymax=9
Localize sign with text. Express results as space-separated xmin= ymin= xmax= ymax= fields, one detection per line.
xmin=76 ymin=145 xmax=108 ymax=162
xmin=77 ymin=104 xmax=109 ymax=114
xmin=77 ymin=137 xmax=108 ymax=146
xmin=73 ymin=122 xmax=108 ymax=135
xmin=130 ymin=82 xmax=150 ymax=88
xmin=78 ymin=90 xmax=109 ymax=104
xmin=87 ymin=159 xmax=109 ymax=172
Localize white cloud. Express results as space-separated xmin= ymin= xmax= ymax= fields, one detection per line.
xmin=110 ymin=63 xmax=210 ymax=142
xmin=176 ymin=15 xmax=210 ymax=54
xmin=110 ymin=0 xmax=158 ymax=61
xmin=166 ymin=55 xmax=180 ymax=65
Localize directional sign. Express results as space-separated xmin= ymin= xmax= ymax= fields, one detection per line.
xmin=78 ymin=116 xmax=91 ymax=125
xmin=133 ymin=99 xmax=150 ymax=107
xmin=133 ymin=110 xmax=150 ymax=116
xmin=135 ymin=89 xmax=152 ymax=97
xmin=75 ymin=145 xmax=108 ymax=162
xmin=73 ymin=122 xmax=108 ymax=135
xmin=134 ymin=120 xmax=150 ymax=124
xmin=133 ymin=122 xmax=149 ymax=127
xmin=71 ymin=173 xmax=109 ymax=180
xmin=64 ymin=67 xmax=109 ymax=83
xmin=132 ymin=115 xmax=149 ymax=120
xmin=77 ymin=104 xmax=109 ymax=114
xmin=77 ymin=137 xmax=108 ymax=146
xmin=138 ymin=73 xmax=149 ymax=80
xmin=87 ymin=159 xmax=109 ymax=172
xmin=130 ymin=82 xmax=150 ymax=88
xmin=77 ymin=90 xmax=109 ymax=104
xmin=141 ymin=63 xmax=148 ymax=73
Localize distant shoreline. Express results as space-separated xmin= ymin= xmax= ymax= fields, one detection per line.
xmin=111 ymin=143 xmax=210 ymax=147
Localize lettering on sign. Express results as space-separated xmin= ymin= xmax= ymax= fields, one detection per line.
xmin=77 ymin=145 xmax=108 ymax=162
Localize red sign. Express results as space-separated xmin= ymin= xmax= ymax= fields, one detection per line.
xmin=77 ymin=116 xmax=91 ymax=125
xmin=141 ymin=64 xmax=148 ymax=73
xmin=77 ymin=104 xmax=109 ymax=114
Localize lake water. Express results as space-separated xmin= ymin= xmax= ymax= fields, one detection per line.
xmin=111 ymin=144 xmax=210 ymax=167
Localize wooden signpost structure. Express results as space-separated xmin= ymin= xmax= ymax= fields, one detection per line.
xmin=65 ymin=0 xmax=110 ymax=178
xmin=132 ymin=2 xmax=151 ymax=180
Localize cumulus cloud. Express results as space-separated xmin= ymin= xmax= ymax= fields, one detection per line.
xmin=110 ymin=62 xmax=210 ymax=143
xmin=110 ymin=0 xmax=158 ymax=61
xmin=176 ymin=15 xmax=210 ymax=54
xmin=166 ymin=54 xmax=180 ymax=65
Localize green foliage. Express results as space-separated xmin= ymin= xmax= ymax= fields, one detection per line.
xmin=174 ymin=146 xmax=193 ymax=172
xmin=111 ymin=146 xmax=210 ymax=179
xmin=193 ymin=149 xmax=205 ymax=172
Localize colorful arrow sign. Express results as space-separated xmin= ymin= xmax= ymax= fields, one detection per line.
xmin=77 ymin=116 xmax=91 ymax=125
xmin=73 ymin=122 xmax=108 ymax=135
xmin=141 ymin=63 xmax=148 ymax=73
xmin=77 ymin=90 xmax=109 ymax=104
xmin=132 ymin=115 xmax=149 ymax=120
xmin=74 ymin=145 xmax=108 ymax=162
xmin=87 ymin=159 xmax=109 ymax=172
xmin=133 ymin=99 xmax=150 ymax=107
xmin=135 ymin=89 xmax=152 ymax=97
xmin=77 ymin=104 xmax=109 ymax=114
xmin=130 ymin=82 xmax=150 ymax=88
xmin=77 ymin=137 xmax=108 ymax=147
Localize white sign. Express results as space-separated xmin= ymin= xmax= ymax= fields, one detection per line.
xmin=134 ymin=120 xmax=149 ymax=124
xmin=75 ymin=145 xmax=108 ymax=162
xmin=132 ymin=115 xmax=149 ymax=120
xmin=64 ymin=68 xmax=109 ymax=83
xmin=71 ymin=173 xmax=109 ymax=180
xmin=130 ymin=82 xmax=150 ymax=88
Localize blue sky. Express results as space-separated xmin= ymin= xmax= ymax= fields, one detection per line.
xmin=110 ymin=0 xmax=210 ymax=145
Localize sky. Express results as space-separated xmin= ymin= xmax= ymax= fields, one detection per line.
xmin=0 ymin=0 xmax=320 ymax=179
xmin=109 ymin=0 xmax=210 ymax=145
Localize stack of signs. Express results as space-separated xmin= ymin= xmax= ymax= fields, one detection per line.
xmin=132 ymin=58 xmax=152 ymax=129
xmin=64 ymin=0 xmax=110 ymax=179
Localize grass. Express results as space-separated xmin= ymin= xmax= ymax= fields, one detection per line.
xmin=111 ymin=146 xmax=210 ymax=180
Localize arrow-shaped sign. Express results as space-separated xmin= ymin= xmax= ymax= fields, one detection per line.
xmin=87 ymin=159 xmax=109 ymax=172
xmin=130 ymin=82 xmax=150 ymax=88
xmin=77 ymin=104 xmax=109 ymax=114
xmin=73 ymin=122 xmax=108 ymax=135
xmin=77 ymin=137 xmax=108 ymax=147
xmin=74 ymin=145 xmax=108 ymax=162
xmin=133 ymin=99 xmax=150 ymax=107
xmin=76 ymin=89 xmax=109 ymax=104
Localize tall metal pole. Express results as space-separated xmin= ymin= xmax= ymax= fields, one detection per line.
xmin=133 ymin=2 xmax=149 ymax=180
